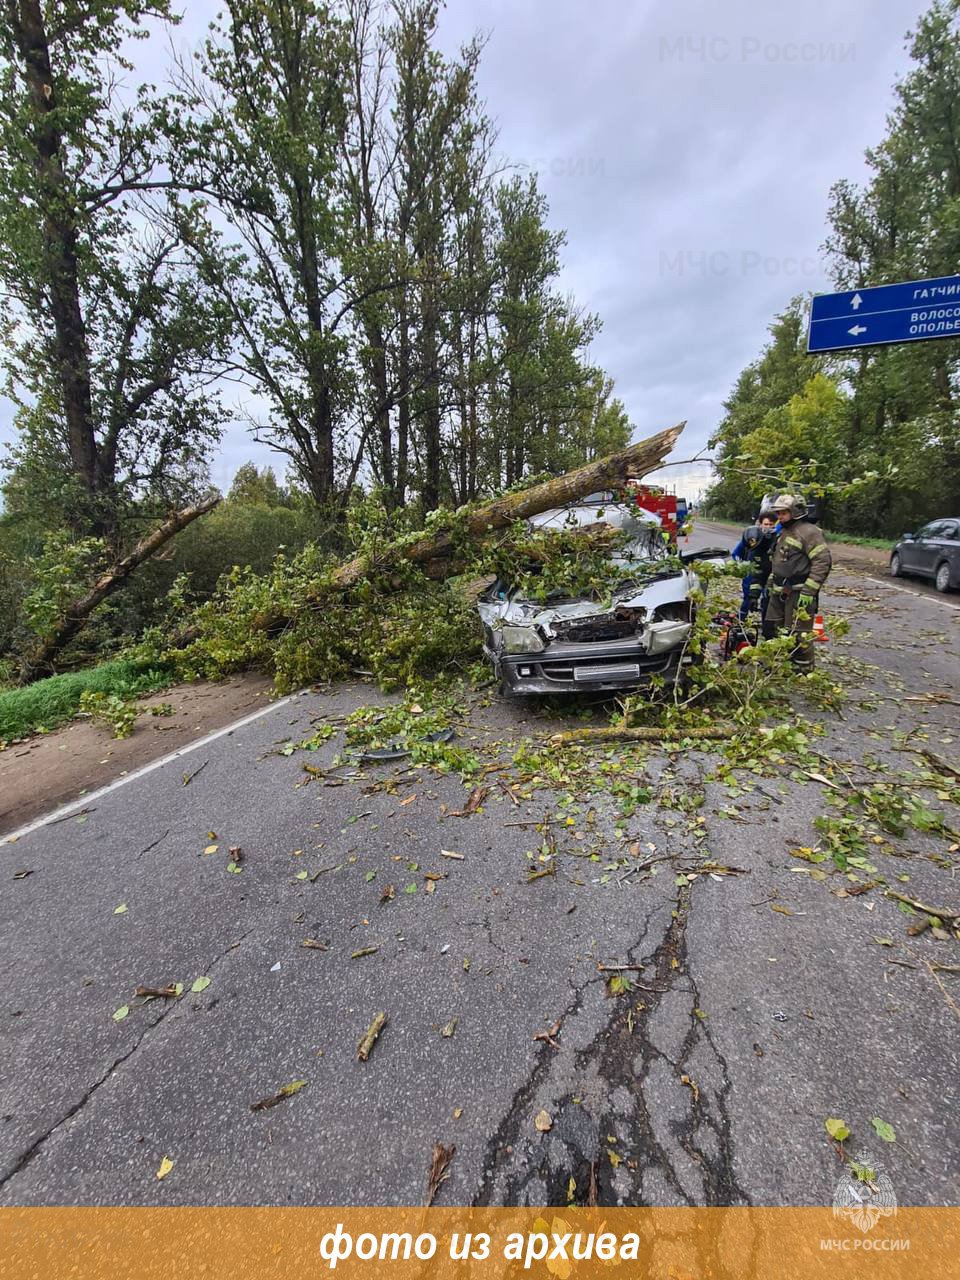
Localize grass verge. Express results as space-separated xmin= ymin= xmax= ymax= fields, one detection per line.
xmin=821 ymin=530 xmax=892 ymax=551
xmin=0 ymin=660 xmax=173 ymax=742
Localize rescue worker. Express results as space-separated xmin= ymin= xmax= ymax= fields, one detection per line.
xmin=763 ymin=493 xmax=832 ymax=671
xmin=732 ymin=507 xmax=777 ymax=620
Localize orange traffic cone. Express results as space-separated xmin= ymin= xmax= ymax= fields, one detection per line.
xmin=813 ymin=613 xmax=829 ymax=643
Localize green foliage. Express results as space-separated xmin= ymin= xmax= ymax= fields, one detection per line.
xmin=824 ymin=1118 xmax=850 ymax=1142
xmin=0 ymin=0 xmax=635 ymax=677
xmin=134 ymin=534 xmax=482 ymax=694
xmin=341 ymin=685 xmax=480 ymax=778
xmin=135 ymin=492 xmax=690 ymax=693
xmin=812 ymin=814 xmax=870 ymax=871
xmin=20 ymin=534 xmax=107 ymax=641
xmin=343 ymin=687 xmax=458 ymax=749
xmin=0 ymin=659 xmax=170 ymax=741
xmin=0 ymin=1 xmax=232 ymax=538
xmin=78 ymin=689 xmax=139 ymax=739
xmin=476 ymin=520 xmax=662 ymax=605
xmin=708 ymin=4 xmax=960 ymax=536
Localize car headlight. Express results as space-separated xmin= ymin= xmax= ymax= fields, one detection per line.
xmin=644 ymin=619 xmax=692 ymax=654
xmin=501 ymin=625 xmax=546 ymax=654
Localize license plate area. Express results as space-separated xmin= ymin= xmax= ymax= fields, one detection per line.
xmin=573 ymin=663 xmax=641 ymax=683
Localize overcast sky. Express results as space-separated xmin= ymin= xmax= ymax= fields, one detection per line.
xmin=0 ymin=0 xmax=928 ymax=500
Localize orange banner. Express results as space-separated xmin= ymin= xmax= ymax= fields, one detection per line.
xmin=2 ymin=1206 xmax=957 ymax=1279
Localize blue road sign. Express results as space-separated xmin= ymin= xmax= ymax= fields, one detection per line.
xmin=807 ymin=273 xmax=960 ymax=353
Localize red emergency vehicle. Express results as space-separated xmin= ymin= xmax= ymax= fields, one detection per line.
xmin=628 ymin=484 xmax=679 ymax=545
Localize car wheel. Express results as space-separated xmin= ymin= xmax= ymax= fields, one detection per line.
xmin=935 ymin=561 xmax=953 ymax=593
xmin=890 ymin=552 xmax=902 ymax=578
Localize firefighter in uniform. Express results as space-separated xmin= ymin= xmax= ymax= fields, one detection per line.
xmin=763 ymin=494 xmax=832 ymax=671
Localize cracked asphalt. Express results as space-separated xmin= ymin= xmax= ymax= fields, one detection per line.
xmin=1 ymin=522 xmax=958 ymax=1208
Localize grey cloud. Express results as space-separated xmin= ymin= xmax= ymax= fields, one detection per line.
xmin=0 ymin=0 xmax=927 ymax=488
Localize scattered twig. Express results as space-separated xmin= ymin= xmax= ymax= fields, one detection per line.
xmin=884 ymin=889 xmax=960 ymax=920
xmin=549 ymin=725 xmax=736 ymax=746
xmin=924 ymin=960 xmax=960 ymax=1023
xmin=135 ymin=829 xmax=169 ymax=859
xmin=250 ymin=1080 xmax=307 ymax=1112
xmin=916 ymin=748 xmax=960 ymax=780
xmin=357 ymin=1012 xmax=387 ymax=1061
xmin=526 ymin=863 xmax=557 ymax=882
xmin=533 ymin=1018 xmax=561 ymax=1050
xmin=182 ymin=761 xmax=208 ymax=786
xmin=45 ymin=806 xmax=95 ymax=826
xmin=444 ymin=785 xmax=489 ymax=818
xmin=498 ymin=779 xmax=521 ymax=807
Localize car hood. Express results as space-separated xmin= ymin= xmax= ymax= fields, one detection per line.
xmin=476 ymin=568 xmax=696 ymax=636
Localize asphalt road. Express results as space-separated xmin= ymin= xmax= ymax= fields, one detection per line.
xmin=1 ymin=526 xmax=958 ymax=1209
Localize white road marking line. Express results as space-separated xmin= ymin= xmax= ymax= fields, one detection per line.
xmin=863 ymin=576 xmax=960 ymax=612
xmin=3 ymin=691 xmax=307 ymax=845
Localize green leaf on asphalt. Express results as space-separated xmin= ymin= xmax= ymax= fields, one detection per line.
xmin=849 ymin=1160 xmax=877 ymax=1183
xmin=173 ymin=983 xmax=184 ymax=996
xmin=404 ymin=882 xmax=417 ymax=894
xmin=824 ymin=1118 xmax=850 ymax=1142
xmin=873 ymin=937 xmax=895 ymax=947
xmin=295 ymin=870 xmax=309 ymax=880
xmin=113 ymin=1005 xmax=129 ymax=1021
xmin=226 ymin=862 xmax=242 ymax=873
xmin=871 ymin=1117 xmax=896 ymax=1143
xmin=364 ymin=871 xmax=376 ymax=882
xmin=114 ymin=903 xmax=127 ymax=914
xmin=191 ymin=976 xmax=211 ymax=993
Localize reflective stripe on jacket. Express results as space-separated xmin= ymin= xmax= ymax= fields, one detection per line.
xmin=769 ymin=519 xmax=832 ymax=593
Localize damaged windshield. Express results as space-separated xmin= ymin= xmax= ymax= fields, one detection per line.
xmin=484 ymin=504 xmax=680 ymax=606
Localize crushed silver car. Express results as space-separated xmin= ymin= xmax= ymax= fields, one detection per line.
xmin=477 ymin=493 xmax=716 ymax=697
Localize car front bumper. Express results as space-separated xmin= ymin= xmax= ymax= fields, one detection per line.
xmin=491 ymin=637 xmax=693 ymax=696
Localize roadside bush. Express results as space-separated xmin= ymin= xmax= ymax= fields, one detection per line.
xmin=0 ymin=660 xmax=172 ymax=741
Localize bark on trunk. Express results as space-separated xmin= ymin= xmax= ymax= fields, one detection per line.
xmin=549 ymin=725 xmax=735 ymax=745
xmin=330 ymin=421 xmax=684 ymax=588
xmin=22 ymin=496 xmax=221 ymax=680
xmin=13 ymin=0 xmax=100 ymax=518
xmin=397 ymin=305 xmax=411 ymax=505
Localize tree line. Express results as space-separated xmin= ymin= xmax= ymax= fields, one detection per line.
xmin=705 ymin=0 xmax=960 ymax=537
xmin=0 ymin=0 xmax=631 ymax=673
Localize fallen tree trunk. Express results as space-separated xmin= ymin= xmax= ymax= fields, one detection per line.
xmin=229 ymin=422 xmax=686 ymax=641
xmin=330 ymin=421 xmax=685 ymax=589
xmin=21 ymin=495 xmax=220 ymax=680
xmin=549 ymin=725 xmax=736 ymax=746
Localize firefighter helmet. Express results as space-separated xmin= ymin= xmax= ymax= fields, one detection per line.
xmin=771 ymin=493 xmax=807 ymax=520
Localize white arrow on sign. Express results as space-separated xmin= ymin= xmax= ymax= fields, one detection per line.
xmin=848 ymin=324 xmax=867 ymax=336
xmin=850 ymin=292 xmax=862 ymax=310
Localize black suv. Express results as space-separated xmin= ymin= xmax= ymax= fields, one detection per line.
xmin=890 ymin=518 xmax=960 ymax=593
